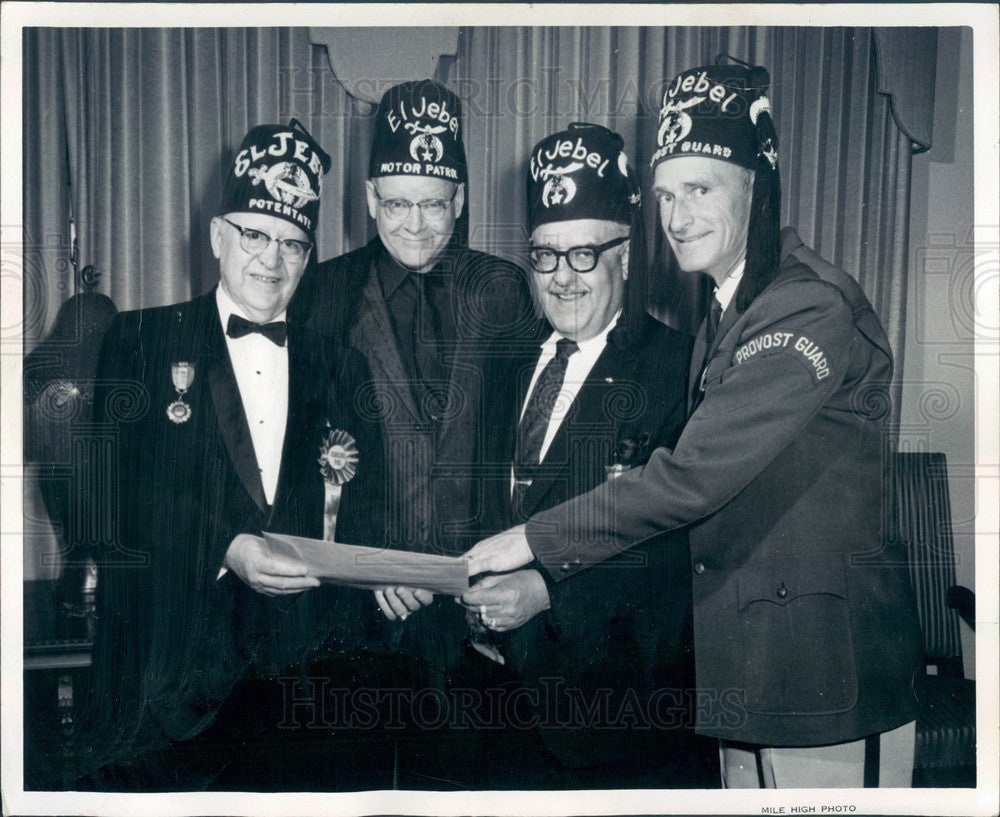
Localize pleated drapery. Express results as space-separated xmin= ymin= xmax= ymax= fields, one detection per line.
xmin=23 ymin=28 xmax=355 ymax=319
xmin=24 ymin=26 xmax=933 ymax=428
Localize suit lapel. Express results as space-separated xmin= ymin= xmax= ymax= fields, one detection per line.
xmin=688 ymin=303 xmax=738 ymax=414
xmin=269 ymin=316 xmax=319 ymax=522
xmin=349 ymin=255 xmax=421 ymax=425
xmin=434 ymin=262 xmax=469 ymax=455
xmin=492 ymin=340 xmax=542 ymax=520
xmin=688 ymin=314 xmax=709 ymax=414
xmin=200 ymin=294 xmax=269 ymax=513
xmin=520 ymin=341 xmax=628 ymax=517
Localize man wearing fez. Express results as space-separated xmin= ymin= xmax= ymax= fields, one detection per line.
xmin=81 ymin=120 xmax=335 ymax=789
xmin=291 ymin=80 xmax=534 ymax=684
xmin=457 ymin=123 xmax=713 ymax=786
xmin=467 ymin=59 xmax=923 ymax=788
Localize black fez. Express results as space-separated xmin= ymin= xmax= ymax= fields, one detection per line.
xmin=650 ymin=61 xmax=778 ymax=172
xmin=527 ymin=123 xmax=640 ymax=231
xmin=653 ymin=57 xmax=783 ymax=315
xmin=528 ymin=123 xmax=649 ymax=349
xmin=368 ymin=80 xmax=467 ymax=185
xmin=218 ymin=118 xmax=332 ymax=238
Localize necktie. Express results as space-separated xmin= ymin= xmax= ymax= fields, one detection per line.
xmin=399 ymin=273 xmax=448 ymax=420
xmin=226 ymin=313 xmax=287 ymax=346
xmin=415 ymin=273 xmax=445 ymax=384
xmin=704 ymin=297 xmax=723 ymax=354
xmin=512 ymin=337 xmax=578 ymax=518
xmin=691 ymin=298 xmax=723 ymax=413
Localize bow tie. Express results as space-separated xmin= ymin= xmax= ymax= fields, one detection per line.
xmin=226 ymin=313 xmax=288 ymax=346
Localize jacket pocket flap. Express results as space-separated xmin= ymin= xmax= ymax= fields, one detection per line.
xmin=737 ymin=558 xmax=848 ymax=611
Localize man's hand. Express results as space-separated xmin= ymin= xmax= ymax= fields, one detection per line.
xmin=460 ymin=570 xmax=550 ymax=632
xmin=224 ymin=533 xmax=320 ymax=596
xmin=463 ymin=524 xmax=533 ymax=576
xmin=374 ymin=587 xmax=434 ymax=621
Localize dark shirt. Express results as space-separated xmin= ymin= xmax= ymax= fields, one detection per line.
xmin=377 ymin=244 xmax=456 ymax=410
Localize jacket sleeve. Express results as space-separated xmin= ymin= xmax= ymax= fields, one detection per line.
xmin=526 ymin=278 xmax=857 ymax=580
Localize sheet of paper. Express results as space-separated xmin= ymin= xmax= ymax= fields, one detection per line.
xmin=262 ymin=532 xmax=470 ymax=596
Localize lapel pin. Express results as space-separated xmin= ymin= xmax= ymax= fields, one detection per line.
xmin=605 ymin=463 xmax=631 ymax=480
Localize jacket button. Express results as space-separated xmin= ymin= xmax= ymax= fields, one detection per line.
xmin=693 ymin=562 xmax=706 ymax=574
xmin=777 ymin=582 xmax=788 ymax=599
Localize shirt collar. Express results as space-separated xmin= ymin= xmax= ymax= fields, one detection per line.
xmin=377 ymin=241 xmax=452 ymax=300
xmin=377 ymin=244 xmax=413 ymax=300
xmin=216 ymin=283 xmax=286 ymax=330
xmin=714 ymin=259 xmax=746 ymax=312
xmin=540 ymin=308 xmax=622 ymax=355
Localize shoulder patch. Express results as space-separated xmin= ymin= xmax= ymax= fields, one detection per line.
xmin=733 ymin=331 xmax=795 ymax=364
xmin=791 ymin=334 xmax=831 ymax=380
xmin=733 ymin=331 xmax=831 ymax=381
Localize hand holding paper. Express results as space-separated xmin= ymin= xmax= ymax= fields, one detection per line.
xmin=374 ymin=587 xmax=434 ymax=621
xmin=225 ymin=533 xmax=321 ymax=596
xmin=463 ymin=524 xmax=533 ymax=577
xmin=461 ymin=569 xmax=550 ymax=632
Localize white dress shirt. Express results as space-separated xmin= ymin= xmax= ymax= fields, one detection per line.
xmin=714 ymin=259 xmax=746 ymax=314
xmin=512 ymin=310 xmax=621 ymax=494
xmin=216 ymin=286 xmax=289 ymax=505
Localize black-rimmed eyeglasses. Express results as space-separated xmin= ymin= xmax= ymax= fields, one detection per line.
xmin=529 ymin=236 xmax=628 ymax=273
xmin=221 ymin=217 xmax=312 ymax=263
xmin=371 ymin=188 xmax=458 ymax=221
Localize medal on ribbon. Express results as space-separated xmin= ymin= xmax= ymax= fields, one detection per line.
xmin=318 ymin=426 xmax=359 ymax=541
xmin=166 ymin=361 xmax=195 ymax=424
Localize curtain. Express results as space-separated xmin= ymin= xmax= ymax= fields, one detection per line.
xmin=450 ymin=26 xmax=929 ymax=431
xmin=23 ymin=27 xmax=359 ymax=329
xmin=24 ymin=26 xmax=930 ymax=420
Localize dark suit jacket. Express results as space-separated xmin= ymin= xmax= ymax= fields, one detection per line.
xmin=526 ymin=228 xmax=923 ymax=747
xmin=292 ymin=238 xmax=536 ymax=674
xmin=482 ymin=313 xmax=696 ymax=768
xmin=81 ymin=289 xmax=342 ymax=773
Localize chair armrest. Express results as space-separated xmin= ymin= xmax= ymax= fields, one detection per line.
xmin=946 ymin=585 xmax=975 ymax=630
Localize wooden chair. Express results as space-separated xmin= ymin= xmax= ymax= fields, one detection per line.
xmin=888 ymin=452 xmax=975 ymax=787
xmin=23 ymin=268 xmax=117 ymax=789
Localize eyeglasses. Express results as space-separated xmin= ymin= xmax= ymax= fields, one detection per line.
xmin=221 ymin=217 xmax=312 ymax=263
xmin=529 ymin=236 xmax=628 ymax=273
xmin=371 ymin=187 xmax=458 ymax=221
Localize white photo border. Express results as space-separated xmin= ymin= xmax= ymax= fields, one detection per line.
xmin=2 ymin=4 xmax=997 ymax=816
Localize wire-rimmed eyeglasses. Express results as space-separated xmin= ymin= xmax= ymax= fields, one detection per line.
xmin=371 ymin=187 xmax=458 ymax=221
xmin=221 ymin=217 xmax=312 ymax=263
xmin=529 ymin=235 xmax=628 ymax=273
